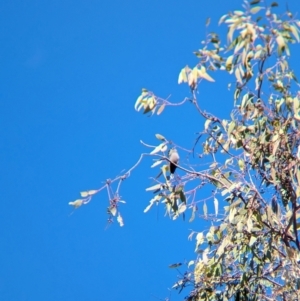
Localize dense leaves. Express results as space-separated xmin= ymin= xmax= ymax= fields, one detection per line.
xmin=71 ymin=0 xmax=300 ymax=300
xmin=138 ymin=1 xmax=300 ymax=300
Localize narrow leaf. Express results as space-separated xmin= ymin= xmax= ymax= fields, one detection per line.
xmin=69 ymin=199 xmax=83 ymax=208
xmin=146 ymin=184 xmax=161 ymax=191
xmin=179 ymin=190 xmax=186 ymax=204
xmin=169 ymin=263 xmax=182 ymax=268
xmin=188 ymin=260 xmax=195 ymax=268
xmin=250 ymin=6 xmax=263 ymax=14
xmin=150 ymin=143 xmax=166 ymax=154
xmin=235 ymin=67 xmax=243 ymax=84
xmin=229 ymin=207 xmax=237 ymax=223
xmin=195 ymin=232 xmax=204 ymax=250
xmin=219 ymin=14 xmax=227 ymax=25
xmin=214 ymin=197 xmax=219 ymax=216
xmin=203 ymin=202 xmax=208 ymax=218
xmin=204 ymin=119 xmax=212 ymax=130
xmin=225 ymin=55 xmax=234 ymax=71
xmin=178 ymin=67 xmax=189 ymax=84
xmin=157 ymin=103 xmax=166 ymax=115
xmin=151 ymin=160 xmax=163 ymax=168
xmin=144 ymin=204 xmax=153 ymax=213
xmin=290 ymin=25 xmax=300 ymax=42
xmin=276 ymin=35 xmax=286 ymax=55
xmin=134 ymin=94 xmax=144 ymax=110
xmin=189 ymin=206 xmax=196 ymax=222
xmin=238 ymin=159 xmax=245 ymax=171
xmin=161 ymin=164 xmax=169 ymax=180
xmin=199 ymin=66 xmax=215 ymax=82
xmin=87 ymin=190 xmax=98 ymax=196
xmin=155 ymin=133 xmax=166 ymax=141
xmin=178 ymin=203 xmax=187 ymax=214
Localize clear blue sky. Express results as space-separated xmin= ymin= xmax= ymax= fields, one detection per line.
xmin=1 ymin=1 xmax=299 ymax=301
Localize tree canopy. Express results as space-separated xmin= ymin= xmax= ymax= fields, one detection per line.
xmin=70 ymin=0 xmax=300 ymax=300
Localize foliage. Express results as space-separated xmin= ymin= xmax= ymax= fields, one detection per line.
xmin=70 ymin=0 xmax=300 ymax=300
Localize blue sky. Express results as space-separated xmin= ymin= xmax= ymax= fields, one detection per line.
xmin=1 ymin=1 xmax=299 ymax=301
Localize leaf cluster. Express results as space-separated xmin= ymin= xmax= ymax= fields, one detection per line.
xmin=71 ymin=0 xmax=300 ymax=300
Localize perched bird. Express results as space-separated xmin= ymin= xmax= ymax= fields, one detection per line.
xmin=169 ymin=148 xmax=179 ymax=174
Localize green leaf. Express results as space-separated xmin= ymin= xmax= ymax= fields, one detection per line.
xmin=178 ymin=67 xmax=189 ymax=84
xmin=195 ymin=232 xmax=204 ymax=250
xmin=156 ymin=103 xmax=166 ymax=115
xmin=204 ymin=119 xmax=212 ymax=130
xmin=249 ymin=235 xmax=257 ymax=246
xmin=143 ymin=204 xmax=152 ymax=213
xmin=189 ymin=206 xmax=196 ymax=222
xmin=80 ymin=191 xmax=89 ymax=197
xmin=188 ymin=260 xmax=194 ymax=268
xmin=238 ymin=159 xmax=245 ymax=171
xmin=250 ymin=6 xmax=263 ymax=14
xmin=169 ymin=263 xmax=182 ymax=268
xmin=225 ymin=55 xmax=234 ymax=71
xmin=69 ymin=199 xmax=83 ymax=208
xmin=234 ymin=88 xmax=241 ymax=100
xmin=178 ymin=203 xmax=187 ymax=214
xmin=229 ymin=207 xmax=237 ymax=223
xmin=146 ymin=184 xmax=161 ymax=191
xmin=237 ymin=220 xmax=244 ymax=232
xmin=87 ymin=189 xmax=98 ymax=195
xmin=235 ymin=67 xmax=242 ymax=84
xmin=227 ymin=121 xmax=236 ymax=136
xmin=155 ymin=133 xmax=166 ymax=141
xmin=214 ymin=197 xmax=219 ymax=216
xmin=108 ymin=206 xmax=117 ymax=216
xmin=250 ymin=0 xmax=260 ymax=5
xmin=291 ymin=72 xmax=298 ymax=83
xmin=150 ymin=143 xmax=167 ymax=154
xmin=134 ymin=95 xmax=144 ymax=111
xmin=206 ymin=232 xmax=213 ymax=243
xmin=290 ymin=24 xmax=300 ymax=42
xmin=144 ymin=195 xmax=161 ymax=213
xmin=198 ymin=66 xmax=215 ymax=82
xmin=179 ymin=190 xmax=186 ymax=204
xmin=151 ymin=159 xmax=163 ymax=168
xmin=143 ymin=97 xmax=157 ymax=114
xmin=276 ymin=34 xmax=286 ymax=56
xmin=161 ymin=164 xmax=169 ymax=180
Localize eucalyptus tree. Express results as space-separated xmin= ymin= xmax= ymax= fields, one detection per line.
xmin=70 ymin=1 xmax=300 ymax=300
